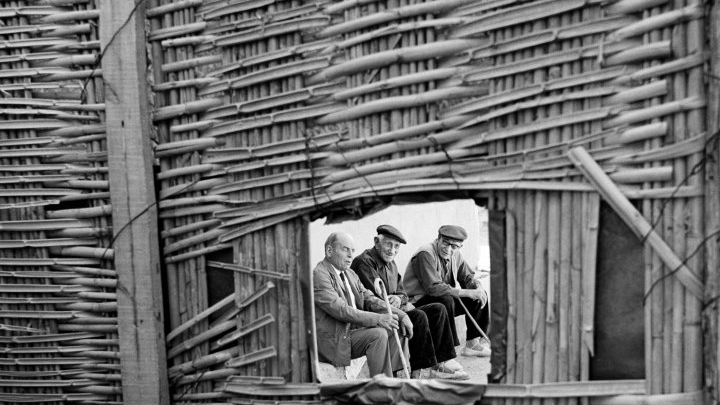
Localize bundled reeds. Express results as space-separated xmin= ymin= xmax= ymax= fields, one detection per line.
xmin=0 ymin=0 xmax=122 ymax=403
xmin=141 ymin=0 xmax=712 ymax=399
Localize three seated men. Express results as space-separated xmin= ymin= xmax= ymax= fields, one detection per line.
xmin=312 ymin=224 xmax=490 ymax=380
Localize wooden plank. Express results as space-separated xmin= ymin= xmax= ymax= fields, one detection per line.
xmin=683 ymin=0 xmax=706 ymax=392
xmin=98 ymin=2 xmax=168 ymax=404
xmin=483 ymin=379 xmax=646 ymax=398
xmin=706 ymin=0 xmax=720 ymax=400
xmin=568 ymin=146 xmax=704 ymax=298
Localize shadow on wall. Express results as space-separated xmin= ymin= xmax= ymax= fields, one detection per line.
xmin=309 ymin=200 xmax=490 ymax=281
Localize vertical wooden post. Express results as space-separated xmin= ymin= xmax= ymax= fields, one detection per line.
xmin=706 ymin=0 xmax=720 ymax=401
xmin=99 ymin=1 xmax=169 ymax=404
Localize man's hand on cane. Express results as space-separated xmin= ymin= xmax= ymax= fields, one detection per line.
xmin=387 ymin=295 xmax=402 ymax=308
xmin=399 ymin=315 xmax=413 ymax=338
xmin=377 ymin=313 xmax=399 ymax=330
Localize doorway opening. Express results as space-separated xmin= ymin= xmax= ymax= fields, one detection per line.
xmin=309 ymin=199 xmax=492 ymax=382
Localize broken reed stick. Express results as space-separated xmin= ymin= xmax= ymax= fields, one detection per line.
xmin=307 ymin=39 xmax=484 ymax=84
xmin=167 ymin=293 xmax=237 ymax=342
xmin=612 ymin=53 xmax=705 ymax=86
xmin=332 ymin=116 xmax=468 ymax=151
xmin=168 ymin=346 xmax=239 ymax=378
xmin=320 ymin=128 xmax=476 ymax=166
xmin=320 ymin=147 xmax=479 ymax=184
xmin=318 ymin=0 xmax=473 ymax=38
xmin=452 ymin=0 xmax=586 ymax=38
xmin=146 ymin=0 xmax=203 ymax=18
xmin=611 ymin=4 xmax=702 ymax=41
xmin=320 ymin=18 xmax=466 ymax=56
xmin=317 ymin=86 xmax=486 ymax=124
xmin=567 ymin=146 xmax=703 ymax=298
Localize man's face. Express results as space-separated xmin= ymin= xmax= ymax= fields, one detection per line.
xmin=327 ymin=234 xmax=355 ymax=271
xmin=374 ymin=236 xmax=401 ymax=263
xmin=437 ymin=237 xmax=462 ymax=260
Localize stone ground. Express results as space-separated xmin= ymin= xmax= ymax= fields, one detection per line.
xmin=454 ymin=344 xmax=491 ymax=383
xmin=453 ymin=316 xmax=490 ymax=383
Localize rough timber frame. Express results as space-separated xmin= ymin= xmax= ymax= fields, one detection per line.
xmin=100 ymin=1 xmax=169 ymax=404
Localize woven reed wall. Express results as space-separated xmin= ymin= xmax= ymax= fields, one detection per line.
xmin=0 ymin=0 xmax=122 ymax=403
xmin=148 ymin=0 xmax=712 ymax=401
xmin=0 ymin=0 xmax=715 ymax=403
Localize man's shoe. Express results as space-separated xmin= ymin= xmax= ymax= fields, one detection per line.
xmin=411 ymin=368 xmax=431 ymax=379
xmin=437 ymin=359 xmax=463 ymax=373
xmin=429 ymin=368 xmax=470 ymax=380
xmin=461 ymin=343 xmax=491 ymax=357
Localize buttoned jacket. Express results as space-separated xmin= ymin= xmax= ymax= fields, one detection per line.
xmin=313 ymin=258 xmax=387 ymax=366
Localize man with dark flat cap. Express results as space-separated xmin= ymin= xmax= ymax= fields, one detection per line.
xmin=351 ymin=225 xmax=469 ymax=379
xmin=404 ymin=225 xmax=491 ymax=357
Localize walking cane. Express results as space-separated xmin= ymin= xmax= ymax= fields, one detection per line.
xmin=373 ymin=278 xmax=411 ymax=379
xmin=458 ymin=298 xmax=490 ymax=341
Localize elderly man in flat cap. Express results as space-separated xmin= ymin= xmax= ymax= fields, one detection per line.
xmin=351 ymin=225 xmax=469 ymax=380
xmin=313 ymin=231 xmax=412 ymax=377
xmin=404 ymin=225 xmax=491 ymax=357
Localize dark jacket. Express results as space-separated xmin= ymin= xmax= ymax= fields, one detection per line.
xmin=351 ymin=247 xmax=408 ymax=307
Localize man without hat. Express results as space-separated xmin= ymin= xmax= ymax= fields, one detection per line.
xmin=351 ymin=225 xmax=469 ymax=379
xmin=313 ymin=232 xmax=411 ymax=377
xmin=403 ymin=225 xmax=491 ymax=357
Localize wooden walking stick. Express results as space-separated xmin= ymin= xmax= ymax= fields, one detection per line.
xmin=458 ymin=298 xmax=491 ymax=342
xmin=373 ymin=278 xmax=411 ymax=379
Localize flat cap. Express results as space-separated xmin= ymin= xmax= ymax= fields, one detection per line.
xmin=377 ymin=224 xmax=406 ymax=244
xmin=438 ymin=225 xmax=467 ymax=241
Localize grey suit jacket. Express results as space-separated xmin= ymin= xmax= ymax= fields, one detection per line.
xmin=313 ymin=258 xmax=387 ymax=366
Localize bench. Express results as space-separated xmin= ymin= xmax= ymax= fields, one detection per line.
xmin=316 ymin=356 xmax=369 ymax=381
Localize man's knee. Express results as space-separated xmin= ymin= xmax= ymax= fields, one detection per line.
xmin=367 ymin=327 xmax=389 ymax=344
xmin=408 ymin=309 xmax=429 ymax=329
xmin=434 ymin=294 xmax=456 ymax=315
xmin=366 ymin=327 xmax=387 ymax=341
xmin=422 ymin=302 xmax=449 ymax=322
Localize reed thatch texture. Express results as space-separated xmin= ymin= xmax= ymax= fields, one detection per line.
xmin=1 ymin=0 xmax=715 ymax=402
xmin=145 ymin=0 xmax=712 ymax=401
xmin=0 ymin=0 xmax=122 ymax=404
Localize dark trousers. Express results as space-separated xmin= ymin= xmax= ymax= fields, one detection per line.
xmin=405 ymin=303 xmax=456 ymax=371
xmin=414 ymin=294 xmax=489 ymax=347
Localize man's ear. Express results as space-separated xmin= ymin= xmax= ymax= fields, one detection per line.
xmin=373 ymin=236 xmax=380 ymax=244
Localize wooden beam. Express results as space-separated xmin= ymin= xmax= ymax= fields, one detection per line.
xmin=567 ymin=146 xmax=704 ymax=299
xmin=99 ymin=1 xmax=169 ymax=404
xmin=706 ymin=0 xmax=720 ymax=402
